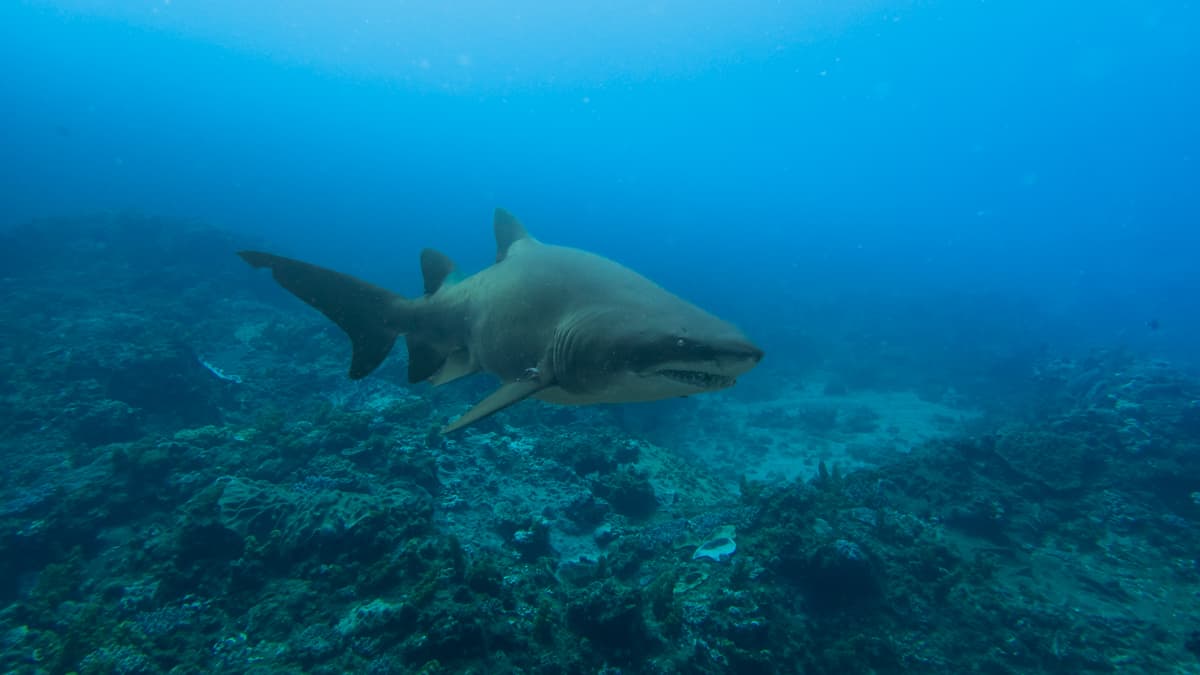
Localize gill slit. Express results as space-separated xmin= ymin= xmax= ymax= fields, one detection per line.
xmin=550 ymin=320 xmax=573 ymax=384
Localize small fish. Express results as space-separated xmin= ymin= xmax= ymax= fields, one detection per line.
xmin=1146 ymin=318 xmax=1160 ymax=331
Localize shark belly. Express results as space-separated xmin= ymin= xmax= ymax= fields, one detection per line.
xmin=534 ymin=386 xmax=613 ymax=406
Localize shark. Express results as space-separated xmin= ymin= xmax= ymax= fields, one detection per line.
xmin=239 ymin=208 xmax=763 ymax=433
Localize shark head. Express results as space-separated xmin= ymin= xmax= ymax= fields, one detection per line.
xmin=550 ymin=301 xmax=764 ymax=403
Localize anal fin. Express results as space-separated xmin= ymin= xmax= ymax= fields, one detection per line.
xmin=406 ymin=336 xmax=446 ymax=383
xmin=442 ymin=378 xmax=547 ymax=434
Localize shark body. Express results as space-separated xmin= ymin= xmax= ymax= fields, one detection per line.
xmin=239 ymin=208 xmax=763 ymax=433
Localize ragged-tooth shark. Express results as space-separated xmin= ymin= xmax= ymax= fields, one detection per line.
xmin=239 ymin=208 xmax=763 ymax=433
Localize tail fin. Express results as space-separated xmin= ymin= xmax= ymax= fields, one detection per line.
xmin=238 ymin=250 xmax=410 ymax=379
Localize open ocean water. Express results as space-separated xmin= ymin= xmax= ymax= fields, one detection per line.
xmin=1 ymin=1 xmax=1199 ymax=673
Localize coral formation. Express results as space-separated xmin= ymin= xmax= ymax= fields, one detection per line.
xmin=1 ymin=214 xmax=1199 ymax=673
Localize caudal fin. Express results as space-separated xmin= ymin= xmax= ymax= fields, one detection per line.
xmin=238 ymin=250 xmax=411 ymax=379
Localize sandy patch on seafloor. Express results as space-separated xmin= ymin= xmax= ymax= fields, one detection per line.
xmin=675 ymin=375 xmax=981 ymax=489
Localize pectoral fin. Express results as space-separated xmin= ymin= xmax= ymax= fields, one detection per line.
xmin=442 ymin=378 xmax=548 ymax=434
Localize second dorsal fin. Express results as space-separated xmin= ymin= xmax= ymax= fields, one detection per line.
xmin=419 ymin=248 xmax=457 ymax=295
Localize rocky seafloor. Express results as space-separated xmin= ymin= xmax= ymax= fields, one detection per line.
xmin=1 ymin=213 xmax=1199 ymax=674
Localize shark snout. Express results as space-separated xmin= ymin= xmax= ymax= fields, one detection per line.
xmin=728 ymin=341 xmax=764 ymax=366
xmin=741 ymin=342 xmax=765 ymax=363
xmin=709 ymin=336 xmax=764 ymax=374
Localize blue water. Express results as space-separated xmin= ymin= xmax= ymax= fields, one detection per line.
xmin=2 ymin=1 xmax=1198 ymax=363
xmin=6 ymin=4 xmax=1200 ymax=672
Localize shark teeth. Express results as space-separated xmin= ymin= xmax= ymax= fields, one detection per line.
xmin=657 ymin=369 xmax=734 ymax=389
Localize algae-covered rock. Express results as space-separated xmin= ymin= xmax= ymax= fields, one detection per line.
xmin=336 ymin=598 xmax=417 ymax=638
xmin=994 ymin=429 xmax=1098 ymax=492
xmin=173 ymin=425 xmax=228 ymax=449
xmin=212 ymin=476 xmax=430 ymax=558
xmin=214 ymin=476 xmax=295 ymax=541
xmin=78 ymin=645 xmax=157 ymax=675
xmin=535 ymin=429 xmax=640 ymax=476
xmin=591 ymin=467 xmax=657 ymax=518
xmin=69 ymin=398 xmax=142 ymax=445
xmin=566 ymin=579 xmax=647 ymax=649
xmin=804 ymin=538 xmax=881 ymax=611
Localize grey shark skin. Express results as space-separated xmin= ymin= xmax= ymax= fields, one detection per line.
xmin=239 ymin=208 xmax=763 ymax=433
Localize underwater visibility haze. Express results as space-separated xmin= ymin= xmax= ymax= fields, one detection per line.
xmin=2 ymin=1 xmax=1200 ymax=672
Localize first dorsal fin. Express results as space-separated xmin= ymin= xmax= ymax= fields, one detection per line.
xmin=419 ymin=248 xmax=456 ymax=295
xmin=494 ymin=208 xmax=533 ymax=262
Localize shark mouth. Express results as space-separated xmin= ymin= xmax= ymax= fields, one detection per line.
xmin=656 ymin=369 xmax=735 ymax=389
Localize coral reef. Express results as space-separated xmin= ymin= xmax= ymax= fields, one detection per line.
xmin=1 ymin=214 xmax=1198 ymax=673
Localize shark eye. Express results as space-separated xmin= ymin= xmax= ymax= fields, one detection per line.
xmin=675 ymin=338 xmax=687 ymax=348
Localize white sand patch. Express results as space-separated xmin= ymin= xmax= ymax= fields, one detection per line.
xmin=676 ymin=373 xmax=980 ymax=488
